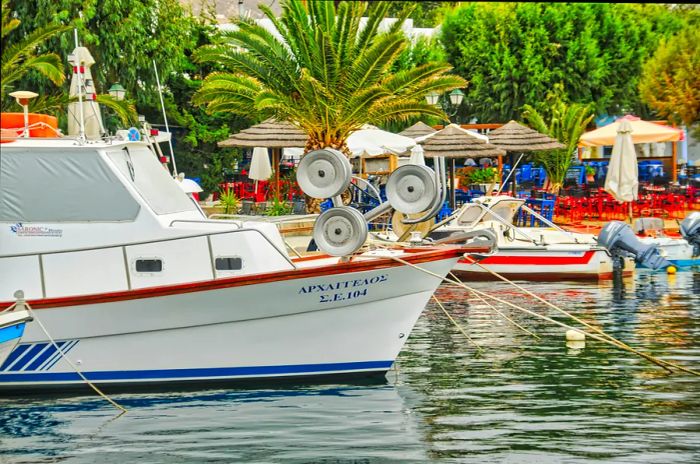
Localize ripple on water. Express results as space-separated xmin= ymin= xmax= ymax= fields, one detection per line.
xmin=0 ymin=269 xmax=699 ymax=463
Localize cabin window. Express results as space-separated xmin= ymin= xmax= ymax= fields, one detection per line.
xmin=107 ymin=147 xmax=197 ymax=215
xmin=215 ymin=257 xmax=243 ymax=271
xmin=135 ymin=259 xmax=163 ymax=272
xmin=0 ymin=149 xmax=140 ymax=222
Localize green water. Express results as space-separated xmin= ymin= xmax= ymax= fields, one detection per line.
xmin=1 ymin=270 xmax=699 ymax=463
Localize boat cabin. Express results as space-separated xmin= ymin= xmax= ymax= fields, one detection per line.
xmin=0 ymin=133 xmax=294 ymax=301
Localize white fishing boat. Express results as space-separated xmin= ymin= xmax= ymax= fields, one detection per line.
xmin=0 ymin=103 xmax=494 ymax=391
xmin=423 ymin=196 xmax=634 ymax=281
xmin=0 ymin=304 xmax=32 ymax=367
xmin=627 ymin=215 xmax=699 ymax=267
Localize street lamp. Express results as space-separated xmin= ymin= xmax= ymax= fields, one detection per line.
xmin=108 ymin=83 xmax=126 ymax=101
xmin=425 ymin=89 xmax=466 ymax=210
xmin=448 ymin=89 xmax=464 ymax=107
xmin=426 ymin=89 xmax=464 ymax=121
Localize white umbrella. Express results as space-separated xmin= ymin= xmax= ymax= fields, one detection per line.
xmin=249 ymin=146 xmax=272 ymax=193
xmin=67 ymin=47 xmax=104 ymax=139
xmin=409 ymin=145 xmax=425 ymax=166
xmin=605 ymin=119 xmax=638 ymax=203
xmin=177 ymin=178 xmax=203 ymax=194
xmin=347 ymin=129 xmax=416 ymax=158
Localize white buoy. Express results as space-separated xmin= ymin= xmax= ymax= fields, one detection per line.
xmin=566 ymin=340 xmax=586 ymax=351
xmin=566 ymin=329 xmax=586 ymax=342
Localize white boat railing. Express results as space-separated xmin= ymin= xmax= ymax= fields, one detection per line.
xmin=1 ymin=227 xmax=296 ymax=300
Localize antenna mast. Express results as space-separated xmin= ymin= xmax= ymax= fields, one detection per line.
xmin=73 ymin=28 xmax=86 ymax=143
xmin=153 ymin=60 xmax=177 ymax=176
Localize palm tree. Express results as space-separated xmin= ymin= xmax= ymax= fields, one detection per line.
xmin=522 ymin=93 xmax=594 ymax=192
xmin=1 ymin=1 xmax=136 ymax=126
xmin=1 ymin=0 xmax=68 ymax=108
xmin=193 ymin=0 xmax=465 ymax=154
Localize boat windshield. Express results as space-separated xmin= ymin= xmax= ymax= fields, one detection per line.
xmin=457 ymin=199 xmax=521 ymax=228
xmin=107 ymin=147 xmax=197 ymax=215
xmin=0 ymin=148 xmax=140 ymax=222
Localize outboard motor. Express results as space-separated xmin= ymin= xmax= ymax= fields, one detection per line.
xmin=680 ymin=212 xmax=700 ymax=257
xmin=598 ymin=221 xmax=672 ymax=270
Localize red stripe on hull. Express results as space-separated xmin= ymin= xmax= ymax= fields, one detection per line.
xmin=1 ymin=246 xmax=485 ymax=310
xmin=452 ymin=270 xmax=617 ymax=282
xmin=460 ymin=250 xmax=597 ymax=266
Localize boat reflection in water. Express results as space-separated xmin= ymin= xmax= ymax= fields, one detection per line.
xmin=1 ymin=271 xmax=697 ymax=463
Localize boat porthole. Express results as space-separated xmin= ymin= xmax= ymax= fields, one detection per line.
xmin=215 ymin=257 xmax=243 ymax=271
xmin=135 ymin=259 xmax=163 ymax=273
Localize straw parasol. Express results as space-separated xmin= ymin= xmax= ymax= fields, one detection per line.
xmin=487 ymin=120 xmax=564 ymax=195
xmin=487 ymin=120 xmax=564 ymax=152
xmin=399 ymin=121 xmax=437 ymax=139
xmin=218 ymin=118 xmax=307 ymax=148
xmin=419 ymin=124 xmax=506 ymax=208
xmin=218 ymin=119 xmax=308 ymax=201
xmin=419 ymin=124 xmax=505 ymax=159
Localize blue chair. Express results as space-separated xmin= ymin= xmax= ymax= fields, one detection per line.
xmin=437 ymin=201 xmax=453 ymax=222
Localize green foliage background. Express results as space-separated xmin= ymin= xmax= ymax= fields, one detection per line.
xmin=2 ymin=0 xmax=697 ymax=196
xmin=440 ymin=3 xmax=687 ymax=123
xmin=4 ymin=0 xmax=248 ymax=197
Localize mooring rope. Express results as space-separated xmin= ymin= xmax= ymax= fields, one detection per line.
xmin=379 ymin=253 xmax=699 ymax=376
xmin=449 ymin=272 xmax=540 ymax=340
xmin=431 ymin=295 xmax=483 ymax=353
xmin=459 ymin=256 xmax=699 ymax=376
xmin=17 ymin=300 xmax=127 ymax=412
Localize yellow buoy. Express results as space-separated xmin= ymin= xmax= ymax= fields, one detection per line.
xmin=566 ymin=329 xmax=586 ymax=342
xmin=666 ymin=266 xmax=677 ymax=274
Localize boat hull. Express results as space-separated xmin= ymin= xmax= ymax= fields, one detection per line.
xmin=0 ymin=252 xmax=458 ymax=392
xmin=0 ymin=311 xmax=29 ymax=366
xmin=452 ymin=248 xmax=633 ymax=281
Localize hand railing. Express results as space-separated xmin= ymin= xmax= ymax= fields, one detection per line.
xmin=1 ymin=227 xmax=296 ymax=299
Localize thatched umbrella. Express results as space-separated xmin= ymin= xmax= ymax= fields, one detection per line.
xmin=218 ymin=119 xmax=308 ymax=201
xmin=419 ymin=124 xmax=506 ymax=208
xmin=399 ymin=121 xmax=437 ymax=139
xmin=487 ymin=120 xmax=564 ymax=195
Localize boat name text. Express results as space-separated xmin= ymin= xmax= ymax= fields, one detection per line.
xmin=298 ymin=274 xmax=388 ymax=303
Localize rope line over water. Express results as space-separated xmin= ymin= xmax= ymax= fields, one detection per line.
xmin=8 ymin=297 xmax=128 ymax=413
xmin=380 ymin=253 xmax=699 ymax=377
xmin=431 ymin=294 xmax=483 ymax=353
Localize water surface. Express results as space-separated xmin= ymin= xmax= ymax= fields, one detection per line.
xmin=1 ymin=269 xmax=699 ymax=463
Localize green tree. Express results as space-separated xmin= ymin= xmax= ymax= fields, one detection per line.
xmin=194 ymin=0 xmax=464 ymax=154
xmin=522 ymin=86 xmax=594 ymax=192
xmin=440 ymin=3 xmax=686 ymax=122
xmin=1 ymin=0 xmax=68 ymax=107
xmin=156 ymin=8 xmax=249 ymax=198
xmin=386 ymin=1 xmax=456 ymax=28
xmin=6 ymin=0 xmax=194 ymax=110
xmin=639 ymin=27 xmax=700 ymax=134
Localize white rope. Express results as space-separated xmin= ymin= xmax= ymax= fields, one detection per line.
xmin=374 ymin=253 xmax=698 ymax=376
xmin=431 ymin=294 xmax=483 ymax=352
xmin=448 ymin=271 xmax=539 ymax=339
xmin=21 ymin=301 xmax=127 ymax=412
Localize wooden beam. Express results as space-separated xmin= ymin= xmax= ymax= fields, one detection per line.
xmin=273 ymin=147 xmax=280 ymax=202
xmin=672 ymin=141 xmax=678 ymax=182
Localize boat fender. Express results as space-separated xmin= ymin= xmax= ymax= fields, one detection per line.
xmin=566 ymin=329 xmax=585 ymax=341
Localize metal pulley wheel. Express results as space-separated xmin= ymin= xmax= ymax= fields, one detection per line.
xmin=385 ymin=164 xmax=437 ymax=214
xmin=296 ymin=148 xmax=352 ymax=199
xmin=313 ymin=206 xmax=368 ymax=256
